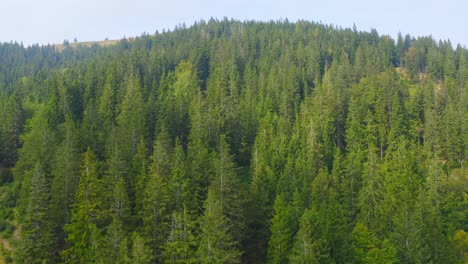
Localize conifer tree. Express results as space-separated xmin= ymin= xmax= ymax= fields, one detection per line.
xmin=351 ymin=223 xmax=397 ymax=264
xmin=50 ymin=117 xmax=81 ymax=254
xmin=211 ymin=135 xmax=247 ymax=245
xmin=117 ymin=76 xmax=147 ymax=160
xmin=0 ymin=92 xmax=24 ymax=166
xmin=267 ymin=194 xmax=296 ymax=264
xmin=289 ymin=209 xmax=320 ymax=264
xmin=142 ymin=143 xmax=171 ymax=260
xmin=17 ymin=163 xmax=53 ymax=263
xmin=246 ymin=115 xmax=282 ymax=261
xmin=99 ymin=216 xmax=127 ymax=264
xmin=128 ymin=232 xmax=153 ymax=264
xmin=196 ymin=187 xmax=241 ymax=263
xmin=62 ymin=148 xmax=104 ymax=263
xmin=170 ymin=140 xmax=189 ymax=211
xmin=309 ymin=169 xmax=348 ymax=262
xmin=186 ymin=132 xmax=213 ymax=214
xmin=163 ymin=206 xmax=196 ymax=264
xmin=133 ymin=139 xmax=150 ymax=223
xmin=422 ymin=152 xmax=451 ymax=263
xmin=388 ymin=139 xmax=428 ymax=263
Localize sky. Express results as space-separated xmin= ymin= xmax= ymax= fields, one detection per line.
xmin=1 ymin=0 xmax=466 ymax=47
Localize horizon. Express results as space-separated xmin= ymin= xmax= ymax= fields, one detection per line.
xmin=1 ymin=0 xmax=467 ymax=48
xmin=2 ymin=18 xmax=464 ymax=50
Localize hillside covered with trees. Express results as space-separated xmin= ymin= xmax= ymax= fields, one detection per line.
xmin=0 ymin=19 xmax=466 ymax=263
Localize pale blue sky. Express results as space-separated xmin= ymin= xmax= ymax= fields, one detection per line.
xmin=1 ymin=0 xmax=466 ymax=47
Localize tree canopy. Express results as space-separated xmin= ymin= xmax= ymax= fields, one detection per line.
xmin=0 ymin=19 xmax=466 ymax=263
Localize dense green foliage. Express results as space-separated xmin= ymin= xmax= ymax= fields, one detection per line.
xmin=0 ymin=19 xmax=467 ymax=263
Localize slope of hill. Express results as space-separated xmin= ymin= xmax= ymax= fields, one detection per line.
xmin=0 ymin=19 xmax=466 ymax=263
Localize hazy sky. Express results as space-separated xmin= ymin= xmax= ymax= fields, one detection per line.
xmin=1 ymin=0 xmax=466 ymax=47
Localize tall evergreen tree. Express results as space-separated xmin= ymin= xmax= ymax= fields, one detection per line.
xmin=61 ymin=148 xmax=105 ymax=263
xmin=128 ymin=232 xmax=153 ymax=264
xmin=50 ymin=117 xmax=81 ymax=255
xmin=267 ymin=194 xmax=296 ymax=264
xmin=211 ymin=135 xmax=247 ymax=246
xmin=0 ymin=92 xmax=24 ymax=166
xmin=142 ymin=140 xmax=171 ymax=261
xmin=351 ymin=223 xmax=397 ymax=264
xmin=17 ymin=163 xmax=53 ymax=263
xmin=196 ymin=187 xmax=241 ymax=263
xmin=163 ymin=206 xmax=196 ymax=264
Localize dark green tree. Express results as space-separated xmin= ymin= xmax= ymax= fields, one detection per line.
xmin=61 ymin=148 xmax=104 ymax=263
xmin=49 ymin=117 xmax=81 ymax=255
xmin=17 ymin=163 xmax=53 ymax=263
xmin=0 ymin=92 xmax=24 ymax=166
xmin=211 ymin=135 xmax=247 ymax=246
xmin=351 ymin=223 xmax=397 ymax=264
xmin=142 ymin=144 xmax=171 ymax=261
xmin=267 ymin=194 xmax=296 ymax=264
xmin=196 ymin=187 xmax=241 ymax=263
xmin=163 ymin=206 xmax=196 ymax=264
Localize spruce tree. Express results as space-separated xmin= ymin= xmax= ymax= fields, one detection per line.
xmin=49 ymin=117 xmax=81 ymax=255
xmin=267 ymin=194 xmax=296 ymax=264
xmin=61 ymin=148 xmax=105 ymax=263
xmin=289 ymin=209 xmax=320 ymax=264
xmin=196 ymin=187 xmax=241 ymax=263
xmin=351 ymin=223 xmax=397 ymax=264
xmin=141 ymin=129 xmax=173 ymax=258
xmin=17 ymin=163 xmax=53 ymax=263
xmin=128 ymin=232 xmax=153 ymax=264
xmin=163 ymin=206 xmax=196 ymax=264
xmin=211 ymin=135 xmax=247 ymax=246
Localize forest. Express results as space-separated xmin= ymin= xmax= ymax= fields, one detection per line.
xmin=0 ymin=19 xmax=466 ymax=263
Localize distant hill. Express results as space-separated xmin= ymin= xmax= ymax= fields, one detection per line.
xmin=54 ymin=39 xmax=121 ymax=52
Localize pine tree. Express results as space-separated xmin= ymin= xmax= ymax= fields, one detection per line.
xmin=142 ymin=150 xmax=171 ymax=261
xmin=128 ymin=232 xmax=153 ymax=264
xmin=0 ymin=92 xmax=24 ymax=166
xmin=13 ymin=106 xmax=58 ymax=262
xmin=267 ymin=194 xmax=296 ymax=264
xmin=105 ymin=126 xmax=128 ymax=189
xmin=358 ymin=142 xmax=384 ymax=229
xmin=49 ymin=117 xmax=81 ymax=255
xmin=186 ymin=132 xmax=213 ymax=214
xmin=170 ymin=140 xmax=189 ymax=211
xmin=117 ymin=75 xmax=147 ymax=160
xmin=98 ymin=66 xmax=119 ymax=129
xmin=246 ymin=114 xmax=282 ymax=262
xmin=289 ymin=209 xmax=320 ymax=264
xmin=81 ymin=99 xmax=104 ymax=157
xmin=111 ymin=176 xmax=131 ymax=225
xmin=309 ymin=169 xmax=347 ymax=263
xmin=422 ymin=151 xmax=452 ymax=263
xmin=211 ymin=135 xmax=247 ymax=246
xmin=387 ymin=139 xmax=428 ymax=263
xmin=351 ymin=223 xmax=397 ymax=264
xmin=163 ymin=206 xmax=196 ymax=263
xmin=133 ymin=139 xmax=150 ymax=224
xmin=166 ymin=61 xmax=199 ymax=142
xmin=196 ymin=187 xmax=241 ymax=263
xmin=61 ymin=148 xmax=105 ymax=263
xmin=17 ymin=163 xmax=53 ymax=263
xmin=99 ymin=216 xmax=127 ymax=264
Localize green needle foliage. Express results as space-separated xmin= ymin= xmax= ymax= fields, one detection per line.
xmin=0 ymin=19 xmax=465 ymax=263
